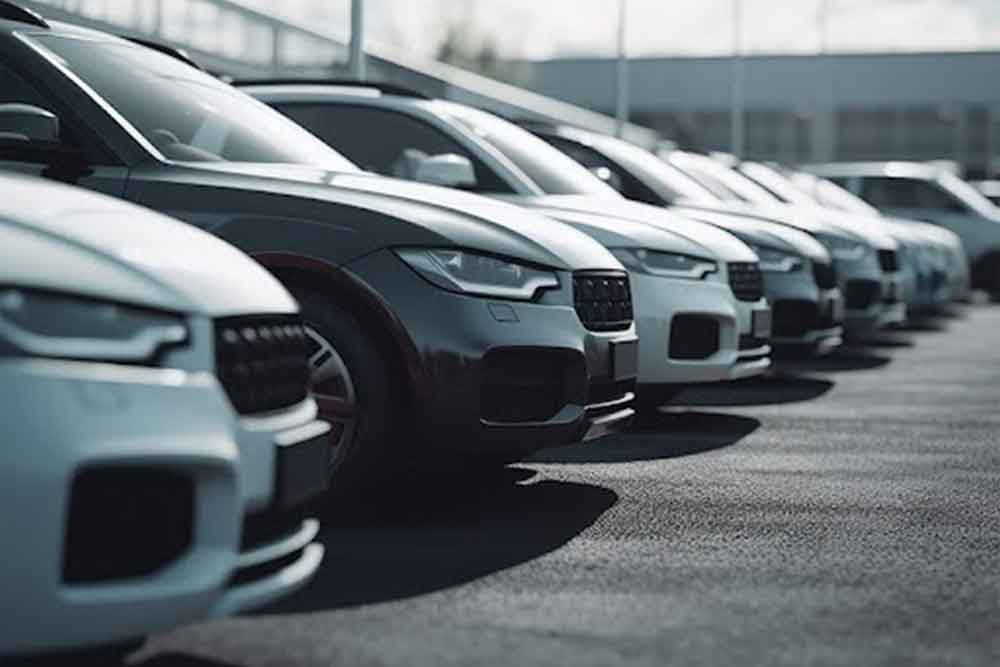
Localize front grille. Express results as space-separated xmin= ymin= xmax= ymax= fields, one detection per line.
xmin=215 ymin=315 xmax=310 ymax=415
xmin=669 ymin=314 xmax=720 ymax=360
xmin=845 ymin=280 xmax=881 ymax=310
xmin=728 ymin=262 xmax=764 ymax=302
xmin=64 ymin=468 xmax=194 ymax=584
xmin=773 ymin=300 xmax=821 ymax=338
xmin=573 ymin=271 xmax=633 ymax=332
xmin=481 ymin=348 xmax=582 ymax=423
xmin=878 ymin=249 xmax=900 ymax=272
xmin=241 ymin=506 xmax=307 ymax=551
xmin=812 ymin=261 xmax=838 ymax=290
xmin=739 ymin=334 xmax=768 ymax=350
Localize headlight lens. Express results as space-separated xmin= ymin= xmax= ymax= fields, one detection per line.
xmin=747 ymin=244 xmax=804 ymax=273
xmin=814 ymin=233 xmax=870 ymax=262
xmin=610 ymin=248 xmax=717 ymax=280
xmin=0 ymin=287 xmax=188 ymax=363
xmin=395 ymin=248 xmax=560 ymax=300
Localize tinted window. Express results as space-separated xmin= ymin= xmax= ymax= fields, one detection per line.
xmin=275 ymin=103 xmax=511 ymax=192
xmin=437 ymin=102 xmax=619 ymax=197
xmin=544 ymin=136 xmax=661 ymax=205
xmin=861 ymin=177 xmax=965 ymax=213
xmin=29 ymin=35 xmax=355 ymax=168
xmin=0 ymin=63 xmax=49 ymax=108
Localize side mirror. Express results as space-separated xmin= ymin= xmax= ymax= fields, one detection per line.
xmin=409 ymin=152 xmax=477 ymax=188
xmin=590 ymin=166 xmax=624 ymax=193
xmin=0 ymin=103 xmax=60 ymax=143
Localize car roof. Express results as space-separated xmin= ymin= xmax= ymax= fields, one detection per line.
xmin=805 ymin=161 xmax=941 ymax=180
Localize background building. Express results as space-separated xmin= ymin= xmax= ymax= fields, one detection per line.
xmin=522 ymin=52 xmax=1000 ymax=177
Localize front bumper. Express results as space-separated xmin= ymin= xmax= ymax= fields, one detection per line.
xmin=0 ymin=358 xmax=324 ymax=657
xmin=631 ymin=272 xmax=770 ymax=391
xmin=349 ymin=251 xmax=636 ymax=453
xmin=764 ymin=268 xmax=844 ymax=355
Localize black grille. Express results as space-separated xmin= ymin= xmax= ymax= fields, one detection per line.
xmin=669 ymin=314 xmax=720 ymax=360
xmin=215 ymin=315 xmax=311 ymax=415
xmin=573 ymin=271 xmax=633 ymax=332
xmin=481 ymin=349 xmax=582 ymax=423
xmin=241 ymin=506 xmax=307 ymax=551
xmin=64 ymin=468 xmax=194 ymax=583
xmin=812 ymin=261 xmax=838 ymax=290
xmin=877 ymin=249 xmax=900 ymax=273
xmin=728 ymin=262 xmax=764 ymax=302
xmin=845 ymin=280 xmax=881 ymax=310
xmin=773 ymin=300 xmax=820 ymax=338
xmin=739 ymin=334 xmax=768 ymax=350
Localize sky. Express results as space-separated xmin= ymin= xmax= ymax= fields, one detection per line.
xmin=240 ymin=0 xmax=1000 ymax=60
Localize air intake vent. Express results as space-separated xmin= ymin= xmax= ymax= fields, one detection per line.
xmin=728 ymin=262 xmax=764 ymax=302
xmin=812 ymin=261 xmax=838 ymax=290
xmin=215 ymin=315 xmax=311 ymax=415
xmin=877 ymin=250 xmax=899 ymax=273
xmin=573 ymin=271 xmax=633 ymax=332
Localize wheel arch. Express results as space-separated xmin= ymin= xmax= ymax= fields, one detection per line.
xmin=970 ymin=248 xmax=1000 ymax=292
xmin=253 ymin=252 xmax=426 ymax=404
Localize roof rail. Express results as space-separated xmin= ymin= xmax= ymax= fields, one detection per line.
xmin=233 ymin=78 xmax=430 ymax=100
xmin=123 ymin=36 xmax=206 ymax=71
xmin=0 ymin=1 xmax=48 ymax=28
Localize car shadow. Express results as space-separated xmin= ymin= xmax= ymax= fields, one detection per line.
xmin=776 ymin=345 xmax=894 ymax=373
xmin=258 ymin=466 xmax=617 ymax=614
xmin=529 ymin=411 xmax=759 ymax=464
xmin=896 ymin=315 xmax=950 ymax=333
xmin=13 ymin=650 xmax=238 ymax=667
xmin=672 ymin=373 xmax=835 ymax=407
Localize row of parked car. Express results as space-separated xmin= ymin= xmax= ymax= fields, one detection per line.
xmin=2 ymin=2 xmax=997 ymax=659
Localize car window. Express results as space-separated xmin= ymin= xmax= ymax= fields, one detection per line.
xmin=274 ymin=103 xmax=513 ymax=193
xmin=544 ymin=136 xmax=660 ymax=205
xmin=436 ymin=102 xmax=620 ymax=197
xmin=28 ymin=35 xmax=356 ymax=169
xmin=861 ymin=177 xmax=966 ymax=213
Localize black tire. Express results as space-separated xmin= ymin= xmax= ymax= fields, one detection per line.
xmin=293 ymin=286 xmax=403 ymax=494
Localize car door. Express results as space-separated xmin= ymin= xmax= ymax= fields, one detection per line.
xmin=0 ymin=61 xmax=128 ymax=197
xmin=859 ymin=176 xmax=993 ymax=260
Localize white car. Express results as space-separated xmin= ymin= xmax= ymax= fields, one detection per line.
xmin=789 ymin=170 xmax=964 ymax=309
xmin=0 ymin=174 xmax=328 ymax=658
xmin=241 ymin=82 xmax=773 ymax=410
xmin=806 ymin=162 xmax=991 ymax=297
xmin=664 ymin=151 xmax=907 ymax=334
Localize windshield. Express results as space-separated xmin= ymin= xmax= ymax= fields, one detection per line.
xmin=592 ymin=135 xmax=719 ymax=203
xmin=668 ymin=152 xmax=782 ymax=205
xmin=739 ymin=163 xmax=815 ymax=206
xmin=938 ymin=171 xmax=1000 ymax=218
xmin=437 ymin=102 xmax=619 ymax=197
xmin=790 ymin=172 xmax=881 ymax=216
xmin=30 ymin=34 xmax=358 ymax=170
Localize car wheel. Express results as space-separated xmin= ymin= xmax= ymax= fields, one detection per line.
xmin=294 ymin=288 xmax=401 ymax=491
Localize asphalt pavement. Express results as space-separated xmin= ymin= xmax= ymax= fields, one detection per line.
xmin=107 ymin=305 xmax=1000 ymax=665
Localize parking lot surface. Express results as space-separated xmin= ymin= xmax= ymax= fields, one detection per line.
xmin=127 ymin=305 xmax=1000 ymax=667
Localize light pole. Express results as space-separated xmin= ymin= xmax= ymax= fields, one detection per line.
xmin=348 ymin=0 xmax=366 ymax=80
xmin=615 ymin=0 xmax=629 ymax=138
xmin=730 ymin=0 xmax=745 ymax=158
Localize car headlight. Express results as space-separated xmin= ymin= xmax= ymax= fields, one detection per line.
xmin=0 ymin=287 xmax=188 ymax=364
xmin=610 ymin=248 xmax=717 ymax=280
xmin=747 ymin=244 xmax=803 ymax=273
xmin=395 ymin=248 xmax=560 ymax=300
xmin=814 ymin=233 xmax=870 ymax=262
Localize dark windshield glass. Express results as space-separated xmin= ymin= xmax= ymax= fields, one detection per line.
xmin=437 ymin=102 xmax=619 ymax=197
xmin=30 ymin=34 xmax=357 ymax=169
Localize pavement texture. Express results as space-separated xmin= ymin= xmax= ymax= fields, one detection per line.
xmin=70 ymin=306 xmax=1000 ymax=665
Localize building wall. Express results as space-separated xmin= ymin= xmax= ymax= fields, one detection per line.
xmin=523 ymin=52 xmax=1000 ymax=176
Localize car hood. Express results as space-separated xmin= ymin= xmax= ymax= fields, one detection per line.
xmin=0 ymin=176 xmax=297 ymax=316
xmin=884 ymin=216 xmax=964 ymax=251
xmin=670 ymin=205 xmax=831 ymax=264
xmin=674 ymin=197 xmax=871 ymax=245
xmin=504 ymin=194 xmax=758 ymax=262
xmin=182 ymin=163 xmax=622 ymax=271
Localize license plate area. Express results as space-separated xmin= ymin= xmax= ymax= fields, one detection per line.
xmin=274 ymin=421 xmax=331 ymax=509
xmin=610 ymin=338 xmax=639 ymax=382
xmin=752 ymin=309 xmax=772 ymax=339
